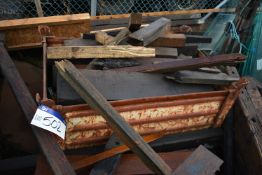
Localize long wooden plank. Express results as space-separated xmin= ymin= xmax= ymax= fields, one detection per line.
xmin=47 ymin=46 xmax=155 ymax=59
xmin=0 ymin=34 xmax=76 ymax=175
xmin=55 ymin=60 xmax=172 ymax=175
xmin=0 ymin=13 xmax=90 ymax=30
xmin=0 ymin=13 xmax=91 ymax=50
xmin=115 ymin=54 xmax=245 ymax=73
xmin=90 ymin=8 xmax=236 ymax=21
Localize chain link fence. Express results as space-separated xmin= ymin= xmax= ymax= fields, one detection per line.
xmin=0 ymin=0 xmax=237 ymax=20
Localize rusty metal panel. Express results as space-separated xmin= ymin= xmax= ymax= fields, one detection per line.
xmin=51 ymin=79 xmax=247 ymax=149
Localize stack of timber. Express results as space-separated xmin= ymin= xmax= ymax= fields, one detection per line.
xmin=42 ymin=14 xmax=248 ymax=152
xmin=5 ymin=11 xmax=248 ymax=175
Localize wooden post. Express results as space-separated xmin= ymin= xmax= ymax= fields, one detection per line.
xmin=34 ymin=0 xmax=44 ymax=17
xmin=0 ymin=34 xmax=75 ymax=175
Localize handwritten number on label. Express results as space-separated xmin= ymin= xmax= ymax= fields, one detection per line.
xmin=43 ymin=116 xmax=62 ymax=133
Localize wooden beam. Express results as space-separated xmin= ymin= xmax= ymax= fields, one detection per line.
xmin=128 ymin=13 xmax=142 ymax=32
xmin=0 ymin=13 xmax=90 ymax=30
xmin=90 ymin=8 xmax=236 ymax=21
xmin=115 ymin=54 xmax=246 ymax=73
xmin=47 ymin=46 xmax=155 ymax=59
xmin=0 ymin=14 xmax=90 ymax=50
xmin=34 ymin=0 xmax=44 ymax=17
xmin=55 ymin=60 xmax=172 ymax=175
xmin=129 ymin=17 xmax=171 ymax=46
xmin=0 ymin=34 xmax=76 ymax=175
xmin=149 ymin=34 xmax=186 ymax=47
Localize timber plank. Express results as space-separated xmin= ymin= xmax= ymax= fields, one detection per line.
xmin=0 ymin=13 xmax=90 ymax=30
xmin=115 ymin=54 xmax=245 ymax=73
xmin=149 ymin=34 xmax=186 ymax=48
xmin=0 ymin=36 xmax=76 ymax=175
xmin=55 ymin=60 xmax=172 ymax=175
xmin=129 ymin=17 xmax=171 ymax=46
xmin=47 ymin=46 xmax=155 ymax=59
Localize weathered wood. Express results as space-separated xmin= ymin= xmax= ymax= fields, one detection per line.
xmin=185 ymin=35 xmax=212 ymax=43
xmin=235 ymin=77 xmax=262 ymax=175
xmin=128 ymin=13 xmax=142 ymax=32
xmin=47 ymin=46 xmax=155 ymax=59
xmin=0 ymin=14 xmax=91 ymax=50
xmin=90 ymin=8 xmax=235 ymax=21
xmin=129 ymin=17 xmax=171 ymax=46
xmin=115 ymin=54 xmax=246 ymax=73
xmin=0 ymin=13 xmax=90 ymax=30
xmin=0 ymin=35 xmax=76 ymax=175
xmin=149 ymin=34 xmax=186 ymax=48
xmin=34 ymin=0 xmax=44 ymax=17
xmin=156 ymin=47 xmax=178 ymax=58
xmin=56 ymin=69 xmax=213 ymax=103
xmin=89 ymin=135 xmax=122 ymax=175
xmin=55 ymin=60 xmax=172 ymax=175
xmin=173 ymin=145 xmax=223 ymax=175
xmin=95 ymin=31 xmax=114 ymax=45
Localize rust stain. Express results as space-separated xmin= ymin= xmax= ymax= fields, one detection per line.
xmin=49 ymin=78 xmax=247 ymax=149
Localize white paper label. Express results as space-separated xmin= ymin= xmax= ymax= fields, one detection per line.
xmin=257 ymin=59 xmax=262 ymax=71
xmin=31 ymin=105 xmax=66 ymax=139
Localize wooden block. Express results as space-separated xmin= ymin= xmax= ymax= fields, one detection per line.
xmin=0 ymin=13 xmax=91 ymax=50
xmin=173 ymin=145 xmax=223 ymax=175
xmin=47 ymin=46 xmax=155 ymax=59
xmin=149 ymin=34 xmax=186 ymax=48
xmin=156 ymin=47 xmax=178 ymax=58
xmin=128 ymin=13 xmax=143 ymax=32
xmin=129 ymin=17 xmax=171 ymax=46
xmin=95 ymin=31 xmax=115 ymax=45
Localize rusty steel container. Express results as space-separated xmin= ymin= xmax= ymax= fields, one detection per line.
xmin=51 ymin=79 xmax=247 ymax=149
